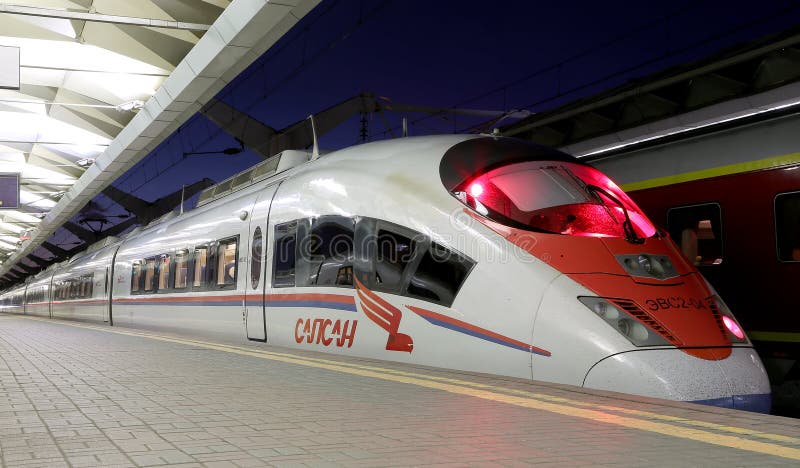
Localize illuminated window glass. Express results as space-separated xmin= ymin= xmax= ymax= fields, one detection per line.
xmin=667 ymin=204 xmax=723 ymax=266
xmin=174 ymin=250 xmax=189 ymax=289
xmin=192 ymin=246 xmax=208 ymax=288
xmin=131 ymin=261 xmax=142 ymax=292
xmin=158 ymin=255 xmax=171 ymax=290
xmin=144 ymin=258 xmax=156 ymax=292
xmin=776 ymin=192 xmax=800 ymax=262
xmin=216 ymin=238 xmax=238 ymax=287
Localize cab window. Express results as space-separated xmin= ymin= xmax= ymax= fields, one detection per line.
xmin=298 ymin=216 xmax=354 ymax=288
xmin=406 ymin=243 xmax=474 ymax=307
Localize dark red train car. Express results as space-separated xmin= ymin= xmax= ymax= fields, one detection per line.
xmin=627 ymin=158 xmax=800 ymax=411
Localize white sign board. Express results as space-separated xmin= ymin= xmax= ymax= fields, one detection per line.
xmin=0 ymin=46 xmax=20 ymax=90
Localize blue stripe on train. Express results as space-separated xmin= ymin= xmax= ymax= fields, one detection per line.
xmin=690 ymin=393 xmax=771 ymax=413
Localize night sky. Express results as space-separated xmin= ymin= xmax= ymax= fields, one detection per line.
xmin=48 ymin=0 xmax=800 ymax=249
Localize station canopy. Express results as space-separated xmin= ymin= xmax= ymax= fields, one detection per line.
xmin=0 ymin=0 xmax=319 ymax=282
xmin=0 ymin=1 xmax=226 ymax=252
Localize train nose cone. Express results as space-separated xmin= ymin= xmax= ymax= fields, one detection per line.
xmin=583 ymin=347 xmax=771 ymax=413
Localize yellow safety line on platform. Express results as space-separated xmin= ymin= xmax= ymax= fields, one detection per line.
xmin=21 ymin=316 xmax=800 ymax=461
xmin=620 ymin=152 xmax=800 ymax=192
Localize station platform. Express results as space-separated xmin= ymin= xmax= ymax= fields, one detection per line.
xmin=1 ymin=315 xmax=799 ymax=467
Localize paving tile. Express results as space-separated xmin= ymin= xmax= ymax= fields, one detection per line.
xmin=0 ymin=315 xmax=798 ymax=468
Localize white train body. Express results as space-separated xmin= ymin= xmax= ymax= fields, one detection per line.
xmin=0 ymin=135 xmax=771 ymax=412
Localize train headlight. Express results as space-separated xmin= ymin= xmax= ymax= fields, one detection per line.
xmin=711 ymin=295 xmax=748 ymax=344
xmin=579 ymin=297 xmax=671 ymax=347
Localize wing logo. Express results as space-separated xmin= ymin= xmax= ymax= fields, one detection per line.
xmin=355 ymin=277 xmax=413 ymax=353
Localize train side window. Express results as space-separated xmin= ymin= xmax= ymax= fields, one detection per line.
xmin=667 ymin=203 xmax=723 ymax=266
xmin=273 ymin=221 xmax=298 ymax=288
xmin=251 ymin=227 xmax=263 ymax=290
xmin=406 ymin=243 xmax=475 ymax=307
xmin=298 ymin=216 xmax=355 ymax=288
xmin=131 ymin=261 xmax=142 ymax=293
xmin=775 ymin=192 xmax=800 ymax=262
xmin=216 ymin=237 xmax=239 ymax=289
xmin=144 ymin=258 xmax=156 ymax=292
xmin=158 ymin=254 xmax=172 ymax=291
xmin=192 ymin=246 xmax=208 ymax=289
xmin=174 ymin=250 xmax=189 ymax=289
xmin=85 ymin=274 xmax=94 ymax=298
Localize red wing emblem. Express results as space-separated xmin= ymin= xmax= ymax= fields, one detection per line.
xmin=355 ymin=277 xmax=413 ymax=353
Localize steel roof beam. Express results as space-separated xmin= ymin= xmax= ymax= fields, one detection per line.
xmin=0 ymin=0 xmax=321 ymax=278
xmin=0 ymin=4 xmax=212 ymax=30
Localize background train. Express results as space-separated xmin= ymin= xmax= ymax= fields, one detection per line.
xmin=591 ymin=111 xmax=800 ymax=415
xmin=0 ymin=135 xmax=771 ymax=412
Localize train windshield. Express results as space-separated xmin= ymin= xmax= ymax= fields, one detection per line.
xmin=455 ymin=161 xmax=657 ymax=239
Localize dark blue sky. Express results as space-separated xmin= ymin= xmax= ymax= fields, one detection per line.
xmin=49 ymin=0 xmax=800 ymax=248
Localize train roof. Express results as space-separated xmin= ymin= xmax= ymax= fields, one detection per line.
xmin=194 ymin=134 xmax=577 ymax=208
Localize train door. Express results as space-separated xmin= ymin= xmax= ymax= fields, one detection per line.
xmin=102 ymin=267 xmax=110 ymax=323
xmin=245 ymin=184 xmax=279 ymax=341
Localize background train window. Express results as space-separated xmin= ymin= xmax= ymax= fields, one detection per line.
xmin=174 ymin=250 xmax=189 ymax=289
xmin=144 ymin=258 xmax=156 ymax=292
xmin=299 ymin=216 xmax=355 ymax=288
xmin=192 ymin=246 xmax=208 ymax=289
xmin=131 ymin=261 xmax=142 ymax=293
xmin=775 ymin=192 xmax=800 ymax=262
xmin=216 ymin=237 xmax=239 ymax=288
xmin=667 ymin=204 xmax=723 ymax=266
xmin=273 ymin=221 xmax=298 ymax=288
xmin=251 ymin=227 xmax=263 ymax=290
xmin=406 ymin=243 xmax=475 ymax=307
xmin=158 ymin=254 xmax=171 ymax=291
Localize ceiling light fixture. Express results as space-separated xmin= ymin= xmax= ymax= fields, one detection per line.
xmin=115 ymin=100 xmax=145 ymax=113
xmin=76 ymin=157 xmax=95 ymax=168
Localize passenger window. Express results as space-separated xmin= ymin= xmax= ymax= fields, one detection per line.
xmin=299 ymin=216 xmax=355 ymax=288
xmin=251 ymin=227 xmax=263 ymax=289
xmin=776 ymin=192 xmax=800 ymax=262
xmin=192 ymin=246 xmax=208 ymax=289
xmin=373 ymin=229 xmax=416 ymax=293
xmin=131 ymin=261 xmax=142 ymax=292
xmin=174 ymin=250 xmax=189 ymax=289
xmin=273 ymin=221 xmax=298 ymax=288
xmin=144 ymin=258 xmax=156 ymax=292
xmin=406 ymin=243 xmax=474 ymax=307
xmin=158 ymin=254 xmax=171 ymax=290
xmin=86 ymin=274 xmax=93 ymax=298
xmin=667 ymin=204 xmax=723 ymax=266
xmin=216 ymin=237 xmax=238 ymax=288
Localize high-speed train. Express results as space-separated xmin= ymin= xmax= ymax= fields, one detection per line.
xmin=0 ymin=135 xmax=771 ymax=412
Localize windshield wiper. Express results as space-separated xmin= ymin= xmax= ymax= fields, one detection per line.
xmin=586 ymin=184 xmax=645 ymax=244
